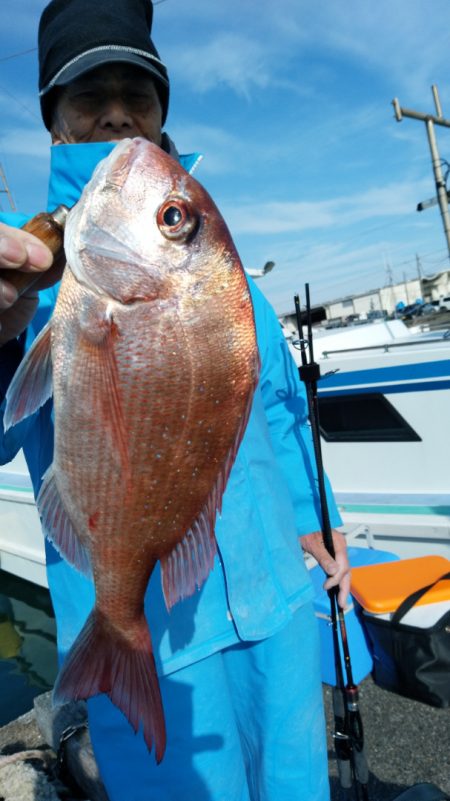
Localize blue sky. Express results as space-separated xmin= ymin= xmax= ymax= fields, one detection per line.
xmin=1 ymin=0 xmax=450 ymax=314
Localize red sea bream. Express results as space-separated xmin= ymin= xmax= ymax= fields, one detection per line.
xmin=4 ymin=138 xmax=260 ymax=761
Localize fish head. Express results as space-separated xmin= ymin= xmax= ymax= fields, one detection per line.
xmin=64 ymin=137 xmax=244 ymax=305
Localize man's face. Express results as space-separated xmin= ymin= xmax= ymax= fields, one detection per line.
xmin=51 ymin=63 xmax=163 ymax=145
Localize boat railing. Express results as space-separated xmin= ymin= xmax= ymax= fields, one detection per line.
xmin=319 ymin=331 xmax=450 ymax=358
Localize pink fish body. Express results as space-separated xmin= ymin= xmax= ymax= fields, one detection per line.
xmin=5 ymin=138 xmax=260 ymax=761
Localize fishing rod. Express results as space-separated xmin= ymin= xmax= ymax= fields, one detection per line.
xmin=294 ymin=285 xmax=369 ymax=801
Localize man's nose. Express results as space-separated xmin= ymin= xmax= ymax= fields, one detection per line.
xmin=99 ymin=99 xmax=133 ymax=129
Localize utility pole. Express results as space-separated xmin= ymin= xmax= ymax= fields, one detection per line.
xmin=415 ymin=253 xmax=423 ymax=280
xmin=403 ymin=271 xmax=410 ymax=305
xmin=392 ymin=85 xmax=450 ymax=260
xmin=0 ymin=162 xmax=16 ymax=211
xmin=416 ymin=254 xmax=423 ymax=301
xmin=385 ymin=261 xmax=394 ymax=287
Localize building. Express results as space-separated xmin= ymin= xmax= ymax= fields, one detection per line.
xmin=323 ymin=270 xmax=450 ymax=320
xmin=278 ymin=268 xmax=450 ymax=333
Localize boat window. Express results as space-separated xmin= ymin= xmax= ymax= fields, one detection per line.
xmin=318 ymin=393 xmax=422 ymax=442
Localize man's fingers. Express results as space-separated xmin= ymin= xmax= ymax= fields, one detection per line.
xmin=0 ymin=226 xmax=58 ymax=343
xmin=324 ymin=571 xmax=351 ymax=608
xmin=321 ymin=555 xmax=339 ymax=576
xmin=0 ymin=235 xmax=27 ymax=267
xmin=323 ymin=564 xmax=348 ymax=590
xmin=0 ymin=279 xmax=19 ymax=309
xmin=24 ymin=240 xmax=54 ymax=269
xmin=339 ymin=575 xmax=351 ymax=609
xmin=0 ymin=227 xmax=53 ymax=271
xmin=300 ymin=529 xmax=351 ymax=608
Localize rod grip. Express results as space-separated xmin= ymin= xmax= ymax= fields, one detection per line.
xmin=332 ymin=687 xmax=353 ymax=789
xmin=0 ymin=206 xmax=68 ymax=298
xmin=352 ymin=743 xmax=369 ymax=786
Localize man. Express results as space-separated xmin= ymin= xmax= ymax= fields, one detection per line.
xmin=0 ymin=1 xmax=350 ymax=799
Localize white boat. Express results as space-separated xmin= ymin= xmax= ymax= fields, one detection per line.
xmin=1 ymin=319 xmax=449 ymax=588
xmin=288 ymin=318 xmax=450 ymax=560
xmin=0 ymin=450 xmax=47 ymax=587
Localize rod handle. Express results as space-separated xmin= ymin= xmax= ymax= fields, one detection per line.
xmin=352 ymin=743 xmax=369 ymax=786
xmin=332 ymin=687 xmax=353 ymax=788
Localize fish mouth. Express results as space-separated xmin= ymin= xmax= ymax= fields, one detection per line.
xmin=102 ymin=137 xmax=160 ymax=191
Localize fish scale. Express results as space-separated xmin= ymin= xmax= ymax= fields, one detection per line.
xmin=4 ymin=137 xmax=260 ymax=761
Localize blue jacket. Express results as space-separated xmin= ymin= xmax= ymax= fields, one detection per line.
xmin=0 ymin=141 xmax=341 ymax=676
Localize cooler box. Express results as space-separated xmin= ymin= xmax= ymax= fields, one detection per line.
xmin=309 ymin=546 xmax=399 ymax=686
xmin=350 ymin=555 xmax=450 ymax=618
xmin=349 ymin=555 xmax=450 ymax=707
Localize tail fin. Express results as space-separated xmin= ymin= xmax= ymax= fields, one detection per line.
xmin=53 ymin=609 xmax=166 ymax=762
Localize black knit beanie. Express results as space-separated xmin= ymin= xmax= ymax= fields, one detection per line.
xmin=38 ymin=0 xmax=170 ymax=130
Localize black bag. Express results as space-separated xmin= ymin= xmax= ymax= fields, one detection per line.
xmin=393 ymin=783 xmax=450 ymax=801
xmin=362 ymin=571 xmax=450 ymax=708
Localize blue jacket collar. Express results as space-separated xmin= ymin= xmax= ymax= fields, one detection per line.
xmin=47 ymin=142 xmax=116 ymax=211
xmin=46 ymin=140 xmax=202 ymax=212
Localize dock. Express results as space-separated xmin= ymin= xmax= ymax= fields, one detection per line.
xmin=0 ymin=677 xmax=448 ymax=800
xmin=324 ymin=677 xmax=450 ymax=801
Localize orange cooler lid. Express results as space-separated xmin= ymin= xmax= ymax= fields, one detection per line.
xmin=350 ymin=555 xmax=450 ymax=614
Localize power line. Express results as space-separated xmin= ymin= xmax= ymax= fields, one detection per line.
xmin=0 ymin=7 xmax=172 ymax=63
xmin=0 ymin=47 xmax=37 ymax=63
xmin=0 ymin=162 xmax=16 ymax=211
xmin=0 ymin=82 xmax=41 ymax=121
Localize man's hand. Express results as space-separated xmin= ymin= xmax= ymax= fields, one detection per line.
xmin=300 ymin=529 xmax=350 ymax=609
xmin=0 ymin=223 xmax=56 ymax=345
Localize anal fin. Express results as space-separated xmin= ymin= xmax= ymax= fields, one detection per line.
xmin=37 ymin=466 xmax=91 ymax=577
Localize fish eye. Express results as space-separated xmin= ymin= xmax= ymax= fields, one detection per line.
xmin=163 ymin=206 xmax=182 ymax=226
xmin=156 ymin=197 xmax=198 ymax=241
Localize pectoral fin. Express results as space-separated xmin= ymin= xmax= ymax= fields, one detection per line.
xmin=4 ymin=322 xmax=53 ymax=431
xmin=78 ymin=303 xmax=130 ymax=481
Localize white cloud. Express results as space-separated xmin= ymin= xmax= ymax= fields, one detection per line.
xmin=256 ymin=230 xmax=444 ymax=314
xmin=2 ymin=0 xmax=449 ymax=313
xmin=160 ymin=0 xmax=450 ymax=102
xmin=168 ymin=122 xmax=246 ymax=175
xmin=0 ymin=127 xmax=49 ymax=159
xmin=266 ymin=0 xmax=450 ymax=100
xmin=222 ymin=179 xmax=431 ymax=236
xmin=167 ymin=33 xmax=271 ymax=97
